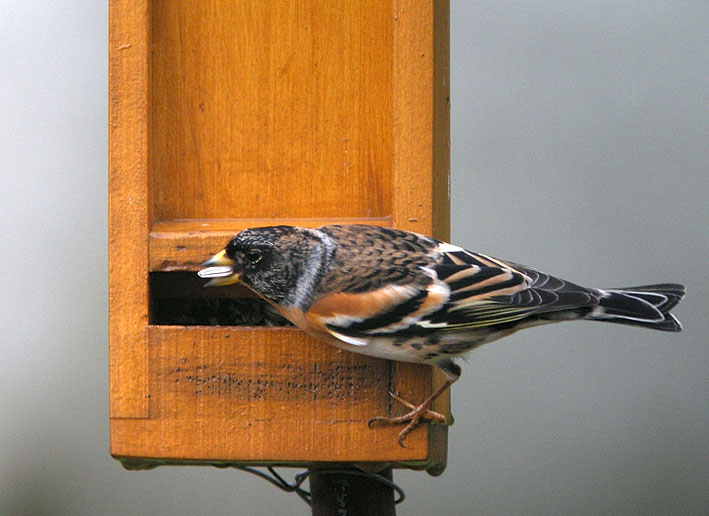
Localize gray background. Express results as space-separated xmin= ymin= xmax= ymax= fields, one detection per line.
xmin=1 ymin=1 xmax=706 ymax=514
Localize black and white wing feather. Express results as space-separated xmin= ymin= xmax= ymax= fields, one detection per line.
xmin=317 ymin=241 xmax=601 ymax=341
xmin=417 ymin=245 xmax=600 ymax=331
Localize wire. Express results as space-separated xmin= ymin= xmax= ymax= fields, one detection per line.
xmin=226 ymin=465 xmax=406 ymax=507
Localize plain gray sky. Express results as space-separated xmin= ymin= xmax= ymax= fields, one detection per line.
xmin=1 ymin=1 xmax=707 ymax=515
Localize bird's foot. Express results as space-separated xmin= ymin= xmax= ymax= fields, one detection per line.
xmin=368 ymin=391 xmax=449 ymax=447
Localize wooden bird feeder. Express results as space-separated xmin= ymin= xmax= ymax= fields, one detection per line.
xmin=109 ymin=0 xmax=450 ymax=475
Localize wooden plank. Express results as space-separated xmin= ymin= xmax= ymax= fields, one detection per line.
xmin=150 ymin=0 xmax=393 ymax=221
xmin=432 ymin=1 xmax=451 ymax=241
xmin=149 ymin=217 xmax=391 ymax=271
xmin=110 ymin=327 xmax=442 ymax=467
xmin=108 ymin=0 xmax=149 ymax=418
xmin=390 ymin=0 xmax=451 ymax=240
xmin=391 ymin=0 xmax=434 ymax=235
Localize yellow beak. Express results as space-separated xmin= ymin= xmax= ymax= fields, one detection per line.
xmin=198 ymin=250 xmax=241 ymax=286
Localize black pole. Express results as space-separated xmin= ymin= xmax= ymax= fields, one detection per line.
xmin=309 ymin=467 xmax=396 ymax=516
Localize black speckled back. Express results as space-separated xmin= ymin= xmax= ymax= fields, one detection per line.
xmin=318 ymin=225 xmax=438 ymax=294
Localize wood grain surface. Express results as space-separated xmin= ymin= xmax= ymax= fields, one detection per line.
xmin=112 ymin=327 xmax=436 ymax=465
xmin=150 ymin=0 xmax=393 ymax=220
xmin=109 ymin=0 xmax=150 ymax=419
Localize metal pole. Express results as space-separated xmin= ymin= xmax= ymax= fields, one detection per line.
xmin=309 ymin=467 xmax=396 ymax=516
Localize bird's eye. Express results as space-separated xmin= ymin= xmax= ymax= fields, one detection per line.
xmin=245 ymin=249 xmax=263 ymax=264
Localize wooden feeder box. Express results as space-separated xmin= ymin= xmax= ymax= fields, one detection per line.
xmin=109 ymin=0 xmax=450 ymax=474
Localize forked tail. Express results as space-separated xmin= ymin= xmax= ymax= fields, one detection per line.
xmin=589 ymin=283 xmax=685 ymax=332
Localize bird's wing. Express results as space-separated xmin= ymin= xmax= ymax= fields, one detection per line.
xmin=417 ymin=246 xmax=599 ymax=332
xmin=312 ymin=244 xmax=600 ymax=339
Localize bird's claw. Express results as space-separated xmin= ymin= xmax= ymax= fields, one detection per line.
xmin=368 ymin=391 xmax=449 ymax=447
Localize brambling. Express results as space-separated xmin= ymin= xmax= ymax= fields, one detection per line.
xmin=199 ymin=224 xmax=685 ymax=445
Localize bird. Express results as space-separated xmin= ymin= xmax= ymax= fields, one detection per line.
xmin=198 ymin=224 xmax=685 ymax=446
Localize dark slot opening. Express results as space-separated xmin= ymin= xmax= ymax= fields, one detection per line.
xmin=149 ymin=271 xmax=293 ymax=327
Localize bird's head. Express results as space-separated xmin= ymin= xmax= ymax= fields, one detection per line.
xmin=198 ymin=226 xmax=331 ymax=306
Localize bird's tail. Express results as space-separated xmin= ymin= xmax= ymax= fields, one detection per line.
xmin=588 ymin=283 xmax=685 ymax=332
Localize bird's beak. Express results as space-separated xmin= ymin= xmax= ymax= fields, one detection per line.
xmin=198 ymin=250 xmax=240 ymax=287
